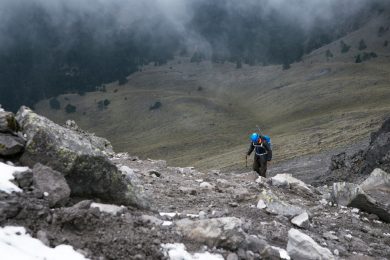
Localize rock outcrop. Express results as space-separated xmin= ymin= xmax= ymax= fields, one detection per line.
xmin=328 ymin=117 xmax=390 ymax=181
xmin=331 ymin=168 xmax=390 ymax=222
xmin=0 ymin=110 xmax=25 ymax=157
xmin=15 ymin=106 xmax=147 ymax=207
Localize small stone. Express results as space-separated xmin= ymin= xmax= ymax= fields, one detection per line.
xmin=291 ymin=212 xmax=309 ymax=228
xmin=36 ymin=230 xmax=50 ymax=246
xmin=200 ymin=182 xmax=214 ymax=189
xmin=344 ymin=234 xmax=352 ymax=241
xmin=351 ymin=208 xmax=360 ymax=213
xmin=226 ymin=253 xmax=238 ymax=260
xmin=229 ymin=202 xmax=239 ymax=207
xmin=199 ymin=211 xmax=207 ymax=220
xmin=333 ymin=249 xmax=339 ymax=256
xmin=256 ymin=199 xmax=267 ymax=209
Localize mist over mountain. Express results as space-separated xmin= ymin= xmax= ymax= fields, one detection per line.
xmin=0 ymin=0 xmax=388 ymax=111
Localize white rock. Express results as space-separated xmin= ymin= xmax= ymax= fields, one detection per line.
xmin=160 ymin=212 xmax=178 ymax=219
xmin=351 ymin=208 xmax=360 ymax=213
xmin=291 ymin=212 xmax=309 ymax=228
xmin=256 ymin=199 xmax=267 ymax=209
xmin=333 ymin=249 xmax=339 ymax=256
xmin=90 ymin=202 xmax=125 ymax=215
xmin=119 ymin=165 xmax=134 ymax=176
xmin=287 ymin=228 xmax=334 ymax=260
xmin=199 ymin=211 xmax=207 ymax=220
xmin=255 ymin=176 xmax=267 ymax=184
xmin=186 ymin=214 xmax=199 ymax=219
xmin=270 ymin=246 xmax=291 ymax=260
xmin=161 ymin=243 xmax=224 ymax=260
xmin=319 ymin=199 xmax=328 ymax=205
xmin=162 ymin=221 xmax=173 ymax=226
xmin=200 ymin=182 xmax=213 ymax=189
xmin=271 ymin=174 xmax=312 ymax=194
xmin=344 ymin=234 xmax=352 ymax=241
xmin=43 ymin=192 xmax=49 ymax=197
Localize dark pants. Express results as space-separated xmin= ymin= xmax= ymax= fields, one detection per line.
xmin=253 ymin=155 xmax=267 ymax=177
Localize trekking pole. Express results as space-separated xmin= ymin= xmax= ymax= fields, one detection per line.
xmin=255 ymin=125 xmax=263 ymax=136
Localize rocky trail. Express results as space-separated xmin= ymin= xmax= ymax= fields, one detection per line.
xmin=0 ymin=106 xmax=389 ymax=259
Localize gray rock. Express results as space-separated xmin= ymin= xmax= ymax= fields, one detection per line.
xmin=0 ymin=110 xmax=20 ymax=133
xmin=199 ymin=182 xmax=214 ymax=189
xmin=258 ymin=190 xmax=304 ymax=218
xmin=271 ymin=174 xmax=313 ymax=195
xmin=16 ymin=107 xmax=147 ymax=208
xmin=323 ymin=231 xmax=339 ymax=241
xmin=90 ymin=202 xmax=125 ymax=215
xmin=141 ymin=215 xmax=164 ymax=226
xmin=226 ymin=253 xmax=239 ymax=260
xmin=36 ymin=230 xmax=50 ymax=246
xmin=287 ymin=228 xmax=334 ymax=260
xmin=13 ymin=168 xmax=33 ymax=188
xmin=0 ymin=199 xmax=21 ymax=221
xmin=32 ymin=163 xmax=71 ymax=207
xmin=331 ymin=169 xmax=390 ymax=223
xmin=261 ymin=246 xmax=291 ymax=260
xmin=0 ymin=133 xmax=25 ymax=156
xmin=291 ymin=211 xmax=310 ymax=228
xmin=244 ymin=235 xmax=269 ymax=253
xmin=176 ymin=217 xmax=245 ymax=250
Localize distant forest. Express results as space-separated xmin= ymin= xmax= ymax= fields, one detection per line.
xmin=0 ymin=1 xmax=384 ymax=111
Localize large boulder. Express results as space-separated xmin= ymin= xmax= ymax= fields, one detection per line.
xmin=176 ymin=217 xmax=245 ymax=250
xmin=331 ymin=168 xmax=390 ymax=223
xmin=32 ymin=163 xmax=71 ymax=207
xmin=16 ymin=107 xmax=147 ymax=207
xmin=287 ymin=228 xmax=334 ymax=260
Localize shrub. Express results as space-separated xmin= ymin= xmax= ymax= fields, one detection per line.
xmin=340 ymin=41 xmax=351 ymax=53
xmin=361 ymin=52 xmax=378 ymax=62
xmin=49 ymin=98 xmax=61 ymax=110
xmin=103 ymin=99 xmax=110 ymax=106
xmin=325 ymin=50 xmax=333 ymax=59
xmin=355 ymin=55 xmax=362 ymax=63
xmin=149 ymin=101 xmax=162 ymax=110
xmin=358 ymin=39 xmax=367 ymax=50
xmin=236 ymin=60 xmax=242 ymax=69
xmin=65 ymin=104 xmax=76 ymax=113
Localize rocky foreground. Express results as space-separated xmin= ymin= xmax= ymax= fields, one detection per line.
xmin=0 ymin=106 xmax=390 ymax=259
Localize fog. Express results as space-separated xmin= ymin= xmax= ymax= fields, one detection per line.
xmin=0 ymin=0 xmax=380 ymax=50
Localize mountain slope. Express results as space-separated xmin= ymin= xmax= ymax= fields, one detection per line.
xmin=35 ymin=14 xmax=390 ymax=170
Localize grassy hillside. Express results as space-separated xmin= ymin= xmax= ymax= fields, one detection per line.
xmin=35 ymin=14 xmax=390 ymax=171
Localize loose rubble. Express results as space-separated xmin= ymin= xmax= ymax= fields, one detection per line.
xmin=0 ymin=107 xmax=389 ymax=259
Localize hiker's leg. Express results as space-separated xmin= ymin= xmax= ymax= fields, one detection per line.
xmin=252 ymin=156 xmax=260 ymax=174
xmin=259 ymin=156 xmax=268 ymax=178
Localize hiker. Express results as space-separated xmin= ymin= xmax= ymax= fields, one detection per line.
xmin=246 ymin=133 xmax=272 ymax=177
